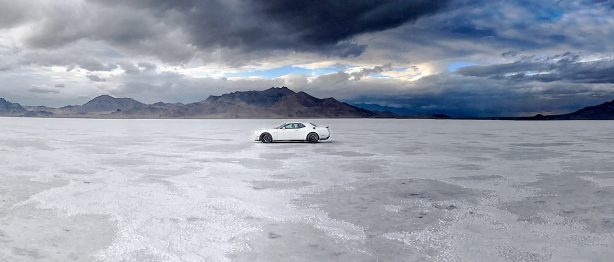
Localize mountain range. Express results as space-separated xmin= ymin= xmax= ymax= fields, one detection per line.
xmin=2 ymin=87 xmax=614 ymax=120
xmin=351 ymin=103 xmax=451 ymax=119
xmin=530 ymin=99 xmax=614 ymax=120
xmin=0 ymin=98 xmax=26 ymax=115
xmin=0 ymin=87 xmax=397 ymax=119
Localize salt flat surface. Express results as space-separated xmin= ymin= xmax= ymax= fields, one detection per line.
xmin=1 ymin=118 xmax=614 ymax=261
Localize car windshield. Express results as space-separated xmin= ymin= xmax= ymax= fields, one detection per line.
xmin=276 ymin=123 xmax=286 ymax=129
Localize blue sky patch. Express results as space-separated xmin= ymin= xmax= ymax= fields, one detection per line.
xmin=225 ymin=65 xmax=347 ymax=78
xmin=448 ymin=62 xmax=477 ymax=72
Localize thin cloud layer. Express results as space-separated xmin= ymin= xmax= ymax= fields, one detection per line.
xmin=457 ymin=53 xmax=614 ymax=84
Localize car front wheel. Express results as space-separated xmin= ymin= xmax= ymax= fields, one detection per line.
xmin=307 ymin=133 xmax=319 ymax=143
xmin=261 ymin=133 xmax=273 ymax=143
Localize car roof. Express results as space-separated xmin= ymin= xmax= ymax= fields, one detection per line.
xmin=281 ymin=122 xmax=315 ymax=126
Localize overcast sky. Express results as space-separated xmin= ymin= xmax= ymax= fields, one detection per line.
xmin=1 ymin=0 xmax=614 ymax=116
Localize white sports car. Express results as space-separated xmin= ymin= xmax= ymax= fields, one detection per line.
xmin=254 ymin=122 xmax=330 ymax=143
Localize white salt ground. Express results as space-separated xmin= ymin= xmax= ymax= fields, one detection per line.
xmin=1 ymin=118 xmax=613 ymax=261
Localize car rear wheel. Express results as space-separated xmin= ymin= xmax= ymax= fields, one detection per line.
xmin=261 ymin=133 xmax=272 ymax=143
xmin=307 ymin=132 xmax=319 ymax=143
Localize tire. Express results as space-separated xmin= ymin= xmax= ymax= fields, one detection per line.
xmin=307 ymin=132 xmax=319 ymax=143
xmin=260 ymin=133 xmax=273 ymax=143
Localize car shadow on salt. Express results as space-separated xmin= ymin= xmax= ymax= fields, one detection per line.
xmin=254 ymin=140 xmax=336 ymax=144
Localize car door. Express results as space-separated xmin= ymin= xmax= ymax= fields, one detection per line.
xmin=296 ymin=123 xmax=308 ymax=140
xmin=277 ymin=123 xmax=297 ymax=140
xmin=288 ymin=123 xmax=303 ymax=140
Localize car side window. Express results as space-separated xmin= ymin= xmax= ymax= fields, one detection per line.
xmin=283 ymin=123 xmax=294 ymax=129
xmin=297 ymin=123 xmax=305 ymax=128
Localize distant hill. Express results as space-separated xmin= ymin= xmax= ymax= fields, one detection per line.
xmin=35 ymin=95 xmax=150 ymax=116
xmin=530 ymin=99 xmax=614 ymax=120
xmin=0 ymin=87 xmax=400 ymax=119
xmin=0 ymin=98 xmax=26 ymax=115
xmin=121 ymin=87 xmax=380 ymax=118
xmin=214 ymin=87 xmax=376 ymax=118
xmin=353 ymin=103 xmax=451 ymax=119
xmin=80 ymin=95 xmax=145 ymax=112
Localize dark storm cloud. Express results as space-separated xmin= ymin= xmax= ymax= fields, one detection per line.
xmin=53 ymin=0 xmax=450 ymax=60
xmin=115 ymin=62 xmax=159 ymax=75
xmin=308 ymin=64 xmax=395 ymax=83
xmin=373 ymin=0 xmax=614 ymax=64
xmin=592 ymin=0 xmax=614 ymax=8
xmin=86 ymin=74 xmax=106 ymax=82
xmin=0 ymin=0 xmax=34 ymax=28
xmin=17 ymin=1 xmax=197 ymax=62
xmin=251 ymin=0 xmax=450 ymax=45
xmin=8 ymin=0 xmax=611 ymax=64
xmin=349 ymin=64 xmax=393 ymax=80
xmin=457 ymin=53 xmax=614 ymax=84
xmin=71 ymin=60 xmax=118 ymax=72
xmin=117 ymin=62 xmax=141 ymax=75
xmin=137 ymin=62 xmax=157 ymax=72
xmin=28 ymin=85 xmax=60 ymax=94
xmin=17 ymin=50 xmax=121 ymax=72
xmin=14 ymin=47 xmax=161 ymax=75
